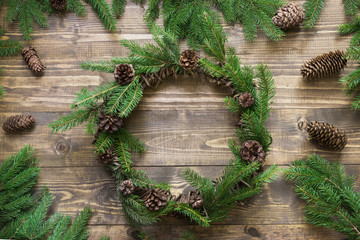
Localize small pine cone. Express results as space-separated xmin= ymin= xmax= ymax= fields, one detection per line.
xmin=21 ymin=47 xmax=45 ymax=74
xmin=119 ymin=180 xmax=136 ymax=196
xmin=236 ymin=92 xmax=255 ymax=108
xmin=176 ymin=190 xmax=203 ymax=210
xmin=50 ymin=0 xmax=66 ymax=10
xmin=141 ymin=188 xmax=171 ymax=211
xmin=114 ymin=64 xmax=135 ymax=85
xmin=98 ymin=148 xmax=117 ymax=164
xmin=306 ymin=121 xmax=347 ymax=150
xmin=272 ymin=3 xmax=305 ymax=30
xmin=240 ymin=140 xmax=266 ymax=164
xmin=3 ymin=115 xmax=35 ymax=133
xmin=301 ymin=50 xmax=347 ymax=79
xmin=98 ymin=111 xmax=123 ymax=133
xmin=179 ymin=50 xmax=199 ymax=71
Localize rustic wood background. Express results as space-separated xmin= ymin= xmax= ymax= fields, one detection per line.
xmin=0 ymin=0 xmax=358 ymax=239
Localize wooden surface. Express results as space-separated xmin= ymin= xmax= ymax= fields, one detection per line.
xmin=0 ymin=0 xmax=358 ymax=239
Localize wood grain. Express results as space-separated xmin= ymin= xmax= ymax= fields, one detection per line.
xmin=1 ymin=0 xmax=360 ymax=239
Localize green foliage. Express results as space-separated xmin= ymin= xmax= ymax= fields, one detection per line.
xmin=338 ymin=16 xmax=360 ymax=110
xmin=285 ymin=154 xmax=360 ymax=239
xmin=0 ymin=146 xmax=99 ymax=240
xmin=305 ymin=0 xmax=360 ymax=29
xmin=0 ymin=86 xmax=5 ymax=97
xmin=303 ymin=0 xmax=326 ymax=29
xmin=84 ymin=0 xmax=117 ymax=31
xmin=0 ymin=39 xmax=23 ymax=57
xmin=213 ymin=0 xmax=285 ymax=41
xmin=145 ymin=0 xmax=284 ymax=42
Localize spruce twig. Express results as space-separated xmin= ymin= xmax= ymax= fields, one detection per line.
xmin=285 ymin=154 xmax=360 ymax=239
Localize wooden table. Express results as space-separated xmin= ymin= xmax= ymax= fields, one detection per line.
xmin=0 ymin=0 xmax=358 ymax=239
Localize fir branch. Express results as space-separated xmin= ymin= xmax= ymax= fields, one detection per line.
xmin=83 ymin=0 xmax=117 ymax=31
xmin=303 ymin=0 xmax=326 ymax=29
xmin=224 ymin=96 xmax=241 ymax=113
xmin=182 ymin=168 xmax=215 ymax=204
xmin=0 ymin=39 xmax=23 ymax=57
xmin=0 ymin=146 xmax=96 ymax=240
xmin=80 ymin=60 xmax=115 ymax=73
xmin=49 ymin=108 xmax=94 ymax=133
xmin=285 ymin=154 xmax=360 ymax=238
xmin=174 ymin=203 xmax=210 ymax=227
xmin=112 ymin=0 xmax=126 ymax=18
xmin=67 ymin=0 xmax=87 ymax=16
xmin=0 ymin=86 xmax=5 ymax=97
xmin=114 ymin=137 xmax=133 ymax=172
xmin=343 ymin=0 xmax=360 ymax=16
xmin=117 ymin=128 xmax=146 ymax=153
xmin=94 ymin=132 xmax=115 ymax=153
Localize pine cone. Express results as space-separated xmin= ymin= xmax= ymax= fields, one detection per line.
xmin=119 ymin=179 xmax=136 ymax=196
xmin=21 ymin=47 xmax=45 ymax=74
xmin=236 ymin=92 xmax=255 ymax=108
xmin=179 ymin=50 xmax=199 ymax=71
xmin=3 ymin=115 xmax=35 ymax=133
xmin=50 ymin=0 xmax=66 ymax=10
xmin=301 ymin=50 xmax=347 ymax=79
xmin=240 ymin=140 xmax=266 ymax=164
xmin=98 ymin=111 xmax=123 ymax=133
xmin=176 ymin=190 xmax=203 ymax=210
xmin=114 ymin=64 xmax=135 ymax=85
xmin=98 ymin=148 xmax=117 ymax=164
xmin=306 ymin=121 xmax=347 ymax=150
xmin=272 ymin=3 xmax=305 ymax=30
xmin=141 ymin=188 xmax=171 ymax=211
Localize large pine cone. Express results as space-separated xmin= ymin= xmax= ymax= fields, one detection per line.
xmin=301 ymin=50 xmax=347 ymax=79
xmin=240 ymin=140 xmax=266 ymax=164
xmin=119 ymin=179 xmax=136 ymax=196
xmin=98 ymin=148 xmax=117 ymax=164
xmin=306 ymin=121 xmax=347 ymax=150
xmin=141 ymin=188 xmax=171 ymax=211
xmin=21 ymin=47 xmax=45 ymax=74
xmin=272 ymin=3 xmax=305 ymax=30
xmin=114 ymin=64 xmax=135 ymax=85
xmin=179 ymin=50 xmax=199 ymax=71
xmin=236 ymin=92 xmax=255 ymax=108
xmin=98 ymin=111 xmax=123 ymax=133
xmin=50 ymin=0 xmax=66 ymax=10
xmin=3 ymin=115 xmax=35 ymax=133
xmin=176 ymin=190 xmax=203 ymax=210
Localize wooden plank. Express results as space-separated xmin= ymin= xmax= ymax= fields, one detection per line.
xmin=88 ymin=224 xmax=345 ymax=240
xmin=32 ymin=165 xmax=360 ymax=226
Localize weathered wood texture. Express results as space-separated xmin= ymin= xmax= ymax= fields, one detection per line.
xmin=0 ymin=0 xmax=359 ymax=239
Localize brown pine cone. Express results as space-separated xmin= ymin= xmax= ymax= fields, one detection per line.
xmin=301 ymin=50 xmax=347 ymax=79
xmin=306 ymin=121 xmax=347 ymax=150
xmin=240 ymin=140 xmax=266 ymax=164
xmin=141 ymin=188 xmax=171 ymax=211
xmin=3 ymin=115 xmax=35 ymax=133
xmin=236 ymin=92 xmax=255 ymax=108
xmin=98 ymin=111 xmax=123 ymax=133
xmin=21 ymin=47 xmax=45 ymax=74
xmin=176 ymin=190 xmax=203 ymax=210
xmin=119 ymin=179 xmax=136 ymax=196
xmin=50 ymin=0 xmax=66 ymax=10
xmin=98 ymin=148 xmax=117 ymax=164
xmin=114 ymin=64 xmax=135 ymax=85
xmin=179 ymin=50 xmax=199 ymax=71
xmin=272 ymin=3 xmax=305 ymax=30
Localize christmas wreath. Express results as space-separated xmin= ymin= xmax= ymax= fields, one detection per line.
xmin=49 ymin=18 xmax=279 ymax=226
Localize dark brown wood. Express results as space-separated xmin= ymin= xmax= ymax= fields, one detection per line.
xmin=0 ymin=0 xmax=359 ymax=239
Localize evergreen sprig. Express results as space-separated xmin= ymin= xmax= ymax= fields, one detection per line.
xmin=285 ymin=154 xmax=360 ymax=239
xmin=145 ymin=0 xmax=284 ymax=42
xmin=304 ymin=0 xmax=360 ymax=29
xmin=0 ymin=0 xmax=144 ymax=40
xmin=338 ymin=16 xmax=360 ymax=110
xmin=0 ymin=146 xmax=106 ymax=240
xmin=51 ymin=22 xmax=278 ymax=227
xmin=0 ymin=34 xmax=23 ymax=96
